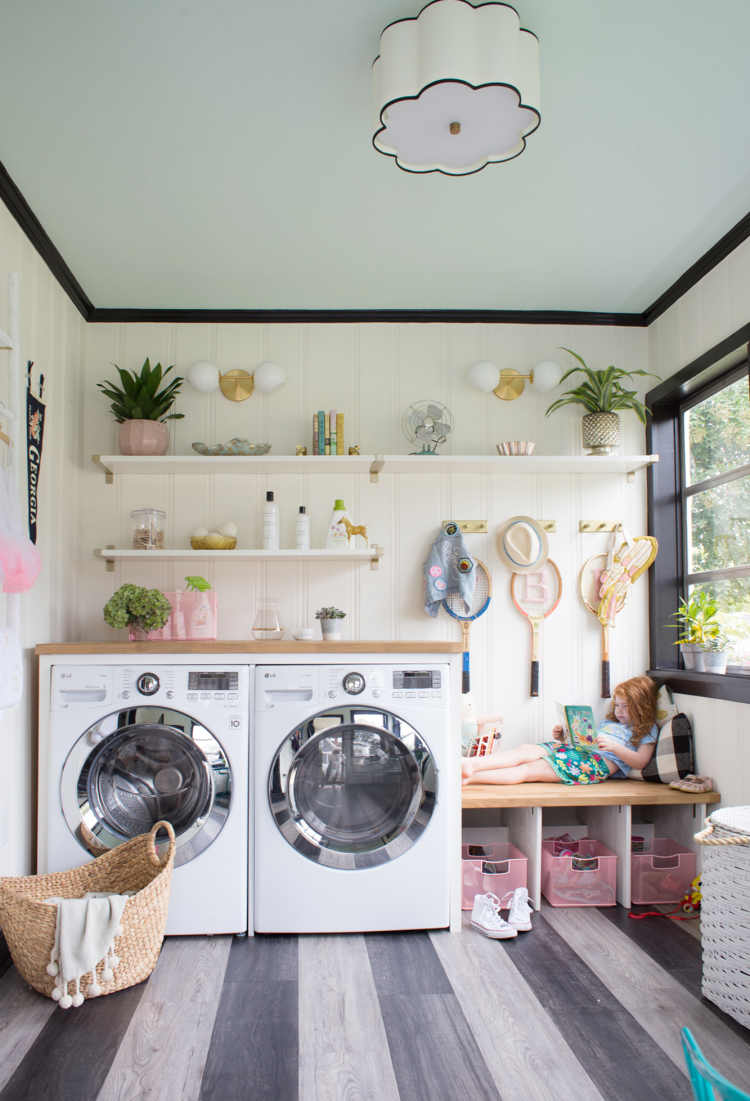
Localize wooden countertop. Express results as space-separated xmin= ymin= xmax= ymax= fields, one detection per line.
xmin=36 ymin=640 xmax=463 ymax=655
xmin=462 ymin=780 xmax=722 ymax=809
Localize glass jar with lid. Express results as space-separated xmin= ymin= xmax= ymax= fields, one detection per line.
xmin=131 ymin=507 xmax=166 ymax=550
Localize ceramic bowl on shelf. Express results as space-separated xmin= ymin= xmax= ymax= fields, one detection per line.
xmin=496 ymin=441 xmax=536 ymax=456
xmin=191 ymin=439 xmax=271 ymax=456
xmin=190 ymin=534 xmax=237 ymax=550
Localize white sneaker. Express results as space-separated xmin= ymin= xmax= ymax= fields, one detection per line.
xmin=470 ymin=892 xmax=518 ymax=939
xmin=501 ymin=887 xmax=533 ymax=932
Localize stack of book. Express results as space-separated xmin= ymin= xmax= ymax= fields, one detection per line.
xmin=312 ymin=410 xmax=344 ymax=455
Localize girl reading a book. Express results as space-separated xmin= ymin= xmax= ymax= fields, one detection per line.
xmin=461 ymin=675 xmax=658 ymax=786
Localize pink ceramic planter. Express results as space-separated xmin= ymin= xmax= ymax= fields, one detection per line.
xmin=119 ymin=419 xmax=169 ymax=455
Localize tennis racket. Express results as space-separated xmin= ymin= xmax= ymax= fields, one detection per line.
xmin=442 ymin=558 xmax=492 ymax=693
xmin=579 ymin=553 xmax=627 ymax=698
xmin=510 ymin=559 xmax=562 ymax=697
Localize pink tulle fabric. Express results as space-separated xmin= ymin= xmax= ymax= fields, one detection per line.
xmin=0 ymin=468 xmax=41 ymax=593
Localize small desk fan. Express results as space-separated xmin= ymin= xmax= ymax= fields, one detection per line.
xmin=401 ymin=401 xmax=454 ymax=455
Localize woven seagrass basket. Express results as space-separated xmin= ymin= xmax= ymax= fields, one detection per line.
xmin=0 ymin=820 xmax=175 ymax=1001
xmin=695 ymin=806 xmax=750 ymax=1029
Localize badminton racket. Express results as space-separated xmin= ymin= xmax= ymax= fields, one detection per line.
xmin=442 ymin=558 xmax=492 ymax=693
xmin=510 ymin=559 xmax=563 ymax=697
xmin=579 ymin=553 xmax=627 ymax=698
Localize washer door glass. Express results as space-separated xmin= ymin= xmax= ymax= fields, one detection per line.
xmin=268 ymin=705 xmax=437 ymax=869
xmin=60 ymin=707 xmax=231 ymax=867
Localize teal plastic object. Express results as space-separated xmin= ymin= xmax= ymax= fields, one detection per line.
xmin=681 ymin=1028 xmax=750 ymax=1100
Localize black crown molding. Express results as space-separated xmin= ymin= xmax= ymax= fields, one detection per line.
xmin=90 ymin=306 xmax=643 ymax=325
xmin=0 ymin=160 xmax=94 ymax=321
xmin=2 ymin=158 xmax=749 ymax=328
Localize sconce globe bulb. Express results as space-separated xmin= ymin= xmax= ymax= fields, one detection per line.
xmin=530 ymin=360 xmax=562 ymax=393
xmin=466 ymin=361 xmax=500 ymax=393
xmin=187 ymin=361 xmax=220 ymax=393
xmin=253 ymin=361 xmax=287 ymax=394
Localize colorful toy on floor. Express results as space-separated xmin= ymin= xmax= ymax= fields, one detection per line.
xmin=628 ymin=876 xmax=701 ymax=920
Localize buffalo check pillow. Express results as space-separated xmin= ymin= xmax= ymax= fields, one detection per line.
xmin=630 ymin=683 xmax=695 ymax=784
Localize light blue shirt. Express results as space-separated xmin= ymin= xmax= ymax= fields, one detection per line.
xmin=597 ymin=720 xmax=658 ymax=778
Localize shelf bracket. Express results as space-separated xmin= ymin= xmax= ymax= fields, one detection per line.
xmin=370 ymin=545 xmax=384 ymax=570
xmin=369 ymin=455 xmax=385 ymax=483
xmin=93 ymin=455 xmax=114 ymax=485
xmin=100 ymin=545 xmax=116 ymax=572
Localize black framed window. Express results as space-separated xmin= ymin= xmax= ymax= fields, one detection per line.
xmin=647 ymin=323 xmax=750 ymax=703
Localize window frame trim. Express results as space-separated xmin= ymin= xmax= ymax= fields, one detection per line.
xmin=646 ymin=323 xmax=750 ymax=704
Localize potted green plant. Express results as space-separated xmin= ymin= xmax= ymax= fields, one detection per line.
xmin=97 ymin=358 xmax=184 ymax=456
xmin=103 ymin=583 xmax=172 ymax=641
xmin=315 ymin=605 xmax=346 ymax=640
xmin=545 ymin=348 xmax=658 ymax=454
xmin=668 ymin=589 xmax=722 ymax=672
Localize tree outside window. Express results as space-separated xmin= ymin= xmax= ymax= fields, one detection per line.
xmin=682 ymin=372 xmax=750 ymax=668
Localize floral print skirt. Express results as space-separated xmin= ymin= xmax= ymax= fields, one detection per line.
xmin=540 ymin=742 xmax=613 ymax=785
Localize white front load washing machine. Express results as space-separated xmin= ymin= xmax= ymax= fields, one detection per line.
xmin=254 ymin=662 xmax=452 ymax=933
xmin=41 ymin=663 xmax=249 ymax=935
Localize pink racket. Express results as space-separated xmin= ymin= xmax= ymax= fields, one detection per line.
xmin=510 ymin=560 xmax=562 ymax=697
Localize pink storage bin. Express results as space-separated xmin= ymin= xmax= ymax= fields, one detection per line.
xmin=128 ymin=592 xmax=218 ymax=641
xmin=542 ymin=838 xmax=617 ymax=907
xmin=630 ymin=838 xmax=697 ymax=904
xmin=461 ymin=842 xmax=527 ymax=910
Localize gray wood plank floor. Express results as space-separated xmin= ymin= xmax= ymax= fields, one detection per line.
xmin=0 ymin=905 xmax=747 ymax=1101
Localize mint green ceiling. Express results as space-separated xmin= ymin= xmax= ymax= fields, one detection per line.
xmin=1 ymin=0 xmax=750 ymax=312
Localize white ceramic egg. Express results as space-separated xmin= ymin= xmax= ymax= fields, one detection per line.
xmin=219 ymin=521 xmax=238 ymax=537
xmin=191 ymin=526 xmax=209 ymax=538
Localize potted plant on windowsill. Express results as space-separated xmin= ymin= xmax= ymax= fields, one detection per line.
xmin=668 ymin=589 xmax=724 ymax=672
xmin=103 ymin=583 xmax=172 ymax=641
xmin=97 ymin=358 xmax=184 ymax=455
xmin=544 ymin=348 xmax=658 ymax=454
xmin=315 ymin=606 xmax=346 ymax=640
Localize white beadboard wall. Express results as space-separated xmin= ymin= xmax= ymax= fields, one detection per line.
xmin=80 ymin=321 xmax=652 ymax=746
xmin=0 ymin=203 xmax=83 ymax=874
xmin=649 ymin=237 xmax=750 ymax=810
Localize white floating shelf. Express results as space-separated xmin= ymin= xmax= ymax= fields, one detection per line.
xmin=367 ymin=454 xmax=659 ymax=477
xmin=95 ymin=547 xmax=384 ymax=571
xmin=93 ymin=453 xmax=658 ymax=482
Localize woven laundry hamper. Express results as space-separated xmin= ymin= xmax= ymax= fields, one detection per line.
xmin=0 ymin=820 xmax=175 ymax=1002
xmin=695 ymin=806 xmax=750 ymax=1029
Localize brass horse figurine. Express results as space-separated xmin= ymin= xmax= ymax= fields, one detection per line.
xmin=341 ymin=516 xmax=368 ymax=545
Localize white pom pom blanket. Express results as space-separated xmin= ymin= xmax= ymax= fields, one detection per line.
xmin=44 ymin=893 xmax=129 ymax=1008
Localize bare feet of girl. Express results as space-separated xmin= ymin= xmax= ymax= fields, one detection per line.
xmin=461 ymin=757 xmax=477 ymax=785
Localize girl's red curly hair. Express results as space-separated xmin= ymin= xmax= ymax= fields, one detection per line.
xmin=605 ymin=675 xmax=658 ymax=745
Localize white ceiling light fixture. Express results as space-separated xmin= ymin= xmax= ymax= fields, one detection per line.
xmin=372 ymin=0 xmax=541 ymax=176
xmin=186 ymin=360 xmax=287 ymax=402
xmin=466 ymin=359 xmax=561 ymax=401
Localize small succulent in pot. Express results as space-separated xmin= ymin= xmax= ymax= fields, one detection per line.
xmin=545 ymin=348 xmax=658 ymax=454
xmin=315 ymin=606 xmax=346 ymax=640
xmin=103 ymin=583 xmax=172 ymax=638
xmin=97 ymin=358 xmax=184 ymax=455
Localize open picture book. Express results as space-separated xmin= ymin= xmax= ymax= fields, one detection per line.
xmin=557 ymin=704 xmax=598 ymax=751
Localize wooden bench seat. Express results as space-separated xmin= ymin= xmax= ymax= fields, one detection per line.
xmin=462 ymin=779 xmax=721 ymax=810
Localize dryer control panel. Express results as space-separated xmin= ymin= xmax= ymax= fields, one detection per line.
xmin=257 ymin=664 xmax=449 ymax=709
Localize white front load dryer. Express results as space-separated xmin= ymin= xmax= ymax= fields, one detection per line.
xmin=254 ymin=663 xmax=452 ymax=933
xmin=41 ymin=663 xmax=249 ymax=935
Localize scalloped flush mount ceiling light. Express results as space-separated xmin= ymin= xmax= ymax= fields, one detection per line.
xmin=372 ymin=0 xmax=540 ymax=175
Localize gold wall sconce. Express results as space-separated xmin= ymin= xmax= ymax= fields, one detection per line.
xmin=466 ymin=360 xmax=562 ymax=401
xmin=187 ymin=360 xmax=286 ymax=402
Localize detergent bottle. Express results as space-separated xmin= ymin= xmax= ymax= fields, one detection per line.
xmin=325 ymin=499 xmax=349 ymax=550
